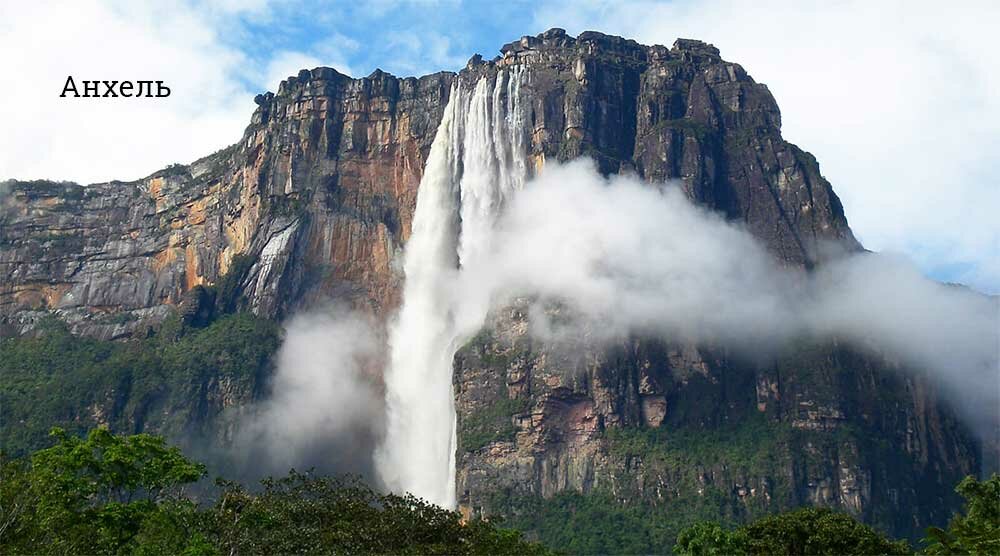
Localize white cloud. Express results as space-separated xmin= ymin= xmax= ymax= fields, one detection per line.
xmin=460 ymin=160 xmax=999 ymax=435
xmin=381 ymin=30 xmax=468 ymax=76
xmin=259 ymin=32 xmax=360 ymax=88
xmin=241 ymin=309 xmax=384 ymax=478
xmin=532 ymin=0 xmax=1000 ymax=292
xmin=262 ymin=51 xmax=326 ymax=90
xmin=0 ymin=0 xmax=266 ymax=184
xmin=0 ymin=1 xmax=433 ymax=185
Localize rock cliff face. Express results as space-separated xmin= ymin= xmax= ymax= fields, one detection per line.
xmin=443 ymin=30 xmax=973 ymax=540
xmin=2 ymin=29 xmax=856 ymax=336
xmin=1 ymin=68 xmax=453 ymax=337
xmin=453 ymin=301 xmax=978 ymax=541
xmin=0 ymin=28 xmax=979 ymax=542
xmin=493 ymin=30 xmax=859 ymax=265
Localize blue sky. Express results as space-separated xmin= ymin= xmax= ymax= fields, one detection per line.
xmin=1 ymin=0 xmax=997 ymax=293
xmin=235 ymin=2 xmax=539 ymax=81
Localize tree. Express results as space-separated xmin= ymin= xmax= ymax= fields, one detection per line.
xmin=0 ymin=458 xmax=35 ymax=545
xmin=208 ymin=471 xmax=552 ymax=555
xmin=0 ymin=427 xmax=206 ymax=555
xmin=1 ymin=428 xmax=552 ymax=555
xmin=923 ymin=474 xmax=1000 ymax=555
xmin=675 ymin=521 xmax=748 ymax=555
xmin=675 ymin=508 xmax=911 ymax=555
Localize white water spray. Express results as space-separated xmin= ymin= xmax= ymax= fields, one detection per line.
xmin=376 ymin=66 xmax=529 ymax=507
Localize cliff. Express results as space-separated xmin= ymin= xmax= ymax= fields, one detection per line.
xmin=2 ymin=29 xmax=857 ymax=337
xmin=453 ymin=302 xmax=978 ymax=544
xmin=446 ymin=30 xmax=975 ymax=544
xmin=0 ymin=28 xmax=979 ymax=546
xmin=1 ymin=68 xmax=453 ymax=337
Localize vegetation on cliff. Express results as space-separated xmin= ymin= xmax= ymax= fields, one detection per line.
xmin=0 ymin=312 xmax=281 ymax=458
xmin=675 ymin=474 xmax=1000 ymax=555
xmin=459 ymin=397 xmax=530 ymax=453
xmin=488 ymin=474 xmax=999 ymax=555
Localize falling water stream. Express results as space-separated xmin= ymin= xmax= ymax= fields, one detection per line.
xmin=376 ymin=66 xmax=529 ymax=507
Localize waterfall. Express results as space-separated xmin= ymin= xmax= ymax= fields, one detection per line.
xmin=376 ymin=66 xmax=529 ymax=508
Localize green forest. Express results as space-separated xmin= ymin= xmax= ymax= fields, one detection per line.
xmin=0 ymin=311 xmax=281 ymax=458
xmin=1 ymin=427 xmax=996 ymax=555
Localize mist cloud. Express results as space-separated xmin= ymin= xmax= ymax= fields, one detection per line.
xmin=532 ymin=0 xmax=1000 ymax=292
xmin=253 ymin=160 xmax=996 ymax=487
xmin=240 ymin=309 xmax=384 ymax=481
xmin=454 ymin=160 xmax=998 ymax=431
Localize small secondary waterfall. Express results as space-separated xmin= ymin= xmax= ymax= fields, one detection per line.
xmin=376 ymin=66 xmax=529 ymax=507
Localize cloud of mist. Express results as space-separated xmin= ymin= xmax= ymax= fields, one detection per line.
xmin=452 ymin=160 xmax=998 ymax=431
xmin=240 ymin=309 xmax=384 ymax=481
xmin=251 ymin=160 xmax=995 ymax=486
xmin=531 ymin=0 xmax=1000 ymax=293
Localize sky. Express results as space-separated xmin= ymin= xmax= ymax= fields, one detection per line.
xmin=0 ymin=0 xmax=996 ymax=293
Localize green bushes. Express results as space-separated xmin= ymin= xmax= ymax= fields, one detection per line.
xmin=489 ymin=487 xmax=754 ymax=555
xmin=0 ymin=428 xmax=208 ymax=555
xmin=458 ymin=398 xmax=529 ymax=453
xmin=675 ymin=508 xmax=912 ymax=555
xmin=923 ymin=474 xmax=1000 ymax=555
xmin=489 ymin=490 xmax=680 ymax=554
xmin=8 ymin=427 xmax=988 ymax=555
xmin=489 ymin=491 xmax=925 ymax=555
xmin=0 ymin=428 xmax=552 ymax=555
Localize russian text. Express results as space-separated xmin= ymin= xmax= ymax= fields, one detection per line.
xmin=60 ymin=76 xmax=170 ymax=98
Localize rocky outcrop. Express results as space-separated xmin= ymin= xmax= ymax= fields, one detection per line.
xmin=497 ymin=29 xmax=859 ymax=265
xmin=2 ymin=29 xmax=856 ymax=337
xmin=453 ymin=302 xmax=979 ymax=540
xmin=430 ymin=29 xmax=966 ymax=541
xmin=2 ymin=69 xmax=453 ymax=337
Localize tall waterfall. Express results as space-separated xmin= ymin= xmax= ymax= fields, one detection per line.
xmin=376 ymin=66 xmax=529 ymax=507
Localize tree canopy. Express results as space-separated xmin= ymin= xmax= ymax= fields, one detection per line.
xmin=4 ymin=427 xmax=996 ymax=555
xmin=0 ymin=427 xmax=551 ymax=555
xmin=675 ymin=507 xmax=912 ymax=555
xmin=922 ymin=474 xmax=1000 ymax=555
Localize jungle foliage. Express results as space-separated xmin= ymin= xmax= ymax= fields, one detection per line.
xmin=0 ymin=428 xmax=552 ymax=555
